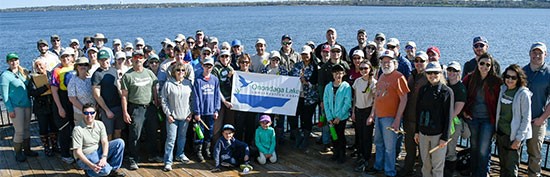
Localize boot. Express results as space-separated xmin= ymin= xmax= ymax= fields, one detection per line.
xmin=14 ymin=143 xmax=26 ymax=162
xmin=204 ymin=142 xmax=212 ymax=159
xmin=49 ymin=133 xmax=59 ymax=153
xmin=290 ymin=129 xmax=297 ymax=140
xmin=23 ymin=138 xmax=38 ymax=157
xmin=294 ymin=130 xmax=304 ymax=148
xmin=40 ymin=135 xmax=53 ymax=157
xmin=196 ymin=144 xmax=205 ymax=162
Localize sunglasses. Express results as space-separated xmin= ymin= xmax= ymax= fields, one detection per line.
xmin=359 ymin=67 xmax=370 ymax=70
xmin=504 ymin=74 xmax=518 ymax=80
xmin=405 ymin=45 xmax=414 ymax=50
xmin=473 ymin=43 xmax=485 ymax=49
xmin=136 ymin=44 xmax=144 ymax=47
xmin=426 ymin=71 xmax=440 ymax=75
xmin=187 ymin=41 xmax=195 ymax=44
xmin=239 ymin=61 xmax=250 ymax=64
xmin=149 ymin=61 xmax=159 ymax=64
xmin=202 ymin=53 xmax=211 ymax=55
xmin=220 ymin=55 xmax=229 ymax=58
xmin=414 ymin=59 xmax=426 ymax=63
xmin=367 ymin=47 xmax=376 ymax=50
xmin=282 ymin=41 xmax=292 ymax=45
xmin=83 ymin=111 xmax=95 ymax=115
xmin=77 ymin=64 xmax=90 ymax=67
xmin=86 ymin=41 xmax=93 ymax=43
xmin=175 ymin=69 xmax=186 ymax=72
xmin=331 ymin=50 xmax=341 ymax=53
xmin=446 ymin=68 xmax=459 ymax=73
xmin=203 ymin=64 xmax=213 ymax=68
xmin=376 ymin=37 xmax=385 ymax=41
xmin=52 ymin=40 xmax=60 ymax=42
xmin=478 ymin=61 xmax=491 ymax=67
xmin=387 ymin=45 xmax=396 ymax=50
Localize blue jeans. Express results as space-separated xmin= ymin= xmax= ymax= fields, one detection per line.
xmin=164 ymin=119 xmax=190 ymax=165
xmin=373 ymin=117 xmax=398 ymax=176
xmin=198 ymin=115 xmax=215 ymax=143
xmin=77 ymin=139 xmax=125 ymax=177
xmin=466 ymin=118 xmax=494 ymax=177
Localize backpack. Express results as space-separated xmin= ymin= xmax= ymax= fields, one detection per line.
xmin=456 ymin=148 xmax=471 ymax=172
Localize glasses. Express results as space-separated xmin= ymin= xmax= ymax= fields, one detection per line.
xmin=446 ymin=68 xmax=459 ymax=73
xmin=149 ymin=61 xmax=159 ymax=64
xmin=52 ymin=40 xmax=60 ymax=42
xmin=331 ymin=50 xmax=341 ymax=53
xmin=203 ymin=64 xmax=213 ymax=68
xmin=202 ymin=53 xmax=211 ymax=55
xmin=387 ymin=45 xmax=396 ymax=50
xmin=136 ymin=44 xmax=144 ymax=47
xmin=282 ymin=41 xmax=292 ymax=45
xmin=504 ymin=74 xmax=518 ymax=80
xmin=359 ymin=67 xmax=370 ymax=70
xmin=367 ymin=47 xmax=376 ymax=50
xmin=473 ymin=43 xmax=485 ymax=49
xmin=352 ymin=57 xmax=362 ymax=60
xmin=376 ymin=37 xmax=385 ymax=41
xmin=175 ymin=69 xmax=185 ymax=72
xmin=478 ymin=61 xmax=491 ymax=67
xmin=426 ymin=71 xmax=440 ymax=75
xmin=414 ymin=59 xmax=426 ymax=63
xmin=86 ymin=41 xmax=93 ymax=43
xmin=83 ymin=111 xmax=95 ymax=115
xmin=220 ymin=55 xmax=229 ymax=58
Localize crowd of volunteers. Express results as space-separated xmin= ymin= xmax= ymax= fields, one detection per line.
xmin=2 ymin=28 xmax=549 ymax=177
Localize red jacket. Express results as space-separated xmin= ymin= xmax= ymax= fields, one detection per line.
xmin=463 ymin=73 xmax=502 ymax=125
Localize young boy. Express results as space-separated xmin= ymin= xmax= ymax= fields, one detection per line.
xmin=255 ymin=115 xmax=277 ymax=164
xmin=212 ymin=124 xmax=253 ymax=173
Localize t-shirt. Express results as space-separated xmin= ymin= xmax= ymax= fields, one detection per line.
xmin=121 ymin=68 xmax=158 ymax=105
xmin=72 ymin=120 xmax=107 ymax=156
xmin=498 ymin=88 xmax=517 ymax=135
xmin=35 ymin=52 xmax=60 ymax=72
xmin=448 ymin=81 xmax=467 ymax=103
xmin=251 ymin=53 xmax=269 ymax=73
xmin=91 ymin=67 xmax=121 ymax=108
xmin=51 ymin=65 xmax=75 ymax=91
xmin=352 ymin=77 xmax=376 ymax=109
xmin=374 ymin=71 xmax=410 ymax=118
xmin=68 ymin=77 xmax=95 ymax=114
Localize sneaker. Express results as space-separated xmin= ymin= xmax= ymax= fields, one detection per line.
xmin=108 ymin=169 xmax=126 ymax=177
xmin=240 ymin=164 xmax=253 ymax=171
xmin=61 ymin=157 xmax=74 ymax=164
xmin=148 ymin=156 xmax=163 ymax=163
xmin=128 ymin=159 xmax=139 ymax=170
xmin=163 ymin=164 xmax=172 ymax=172
xmin=175 ymin=155 xmax=190 ymax=164
xmin=220 ymin=162 xmax=233 ymax=167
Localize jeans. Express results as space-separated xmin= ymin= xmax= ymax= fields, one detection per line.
xmin=77 ymin=139 xmax=125 ymax=177
xmin=127 ymin=103 xmax=148 ymax=160
xmin=466 ymin=118 xmax=494 ymax=177
xmin=373 ymin=117 xmax=398 ymax=176
xmin=164 ymin=119 xmax=189 ymax=165
xmin=198 ymin=115 xmax=214 ymax=143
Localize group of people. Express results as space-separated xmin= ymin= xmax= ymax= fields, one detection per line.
xmin=1 ymin=28 xmax=549 ymax=177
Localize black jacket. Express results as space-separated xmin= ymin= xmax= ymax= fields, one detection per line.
xmin=415 ymin=83 xmax=454 ymax=141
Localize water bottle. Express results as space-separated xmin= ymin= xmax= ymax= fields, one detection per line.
xmin=329 ymin=124 xmax=338 ymax=140
xmin=195 ymin=124 xmax=204 ymax=140
xmin=317 ymin=114 xmax=326 ymax=127
xmin=157 ymin=111 xmax=164 ymax=122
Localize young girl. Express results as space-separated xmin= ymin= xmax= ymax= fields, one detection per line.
xmin=352 ymin=61 xmax=376 ymax=171
xmin=255 ymin=115 xmax=277 ymax=164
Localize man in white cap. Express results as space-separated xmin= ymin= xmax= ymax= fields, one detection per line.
xmin=279 ymin=34 xmax=301 ymax=71
xmin=35 ymin=39 xmax=60 ymax=72
xmin=404 ymin=41 xmax=417 ymax=62
xmin=251 ymin=38 xmax=269 ymax=73
xmin=367 ymin=50 xmax=410 ymax=177
xmin=208 ymin=37 xmax=220 ymax=60
xmin=386 ymin=38 xmax=412 ymax=79
xmin=523 ymin=42 xmax=550 ymax=177
xmin=315 ymin=28 xmax=347 ymax=62
xmin=174 ymin=34 xmax=185 ymax=47
xmin=349 ymin=29 xmax=368 ymax=64
xmin=93 ymin=33 xmax=114 ymax=62
xmin=134 ymin=37 xmax=145 ymax=51
xmin=112 ymin=39 xmax=123 ymax=53
xmin=70 ymin=39 xmax=84 ymax=57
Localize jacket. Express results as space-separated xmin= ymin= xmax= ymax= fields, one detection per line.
xmin=0 ymin=69 xmax=31 ymax=112
xmin=323 ymin=81 xmax=352 ymax=121
xmin=495 ymin=85 xmax=532 ymax=141
xmin=27 ymin=72 xmax=53 ymax=115
xmin=161 ymin=78 xmax=194 ymax=120
xmin=255 ymin=126 xmax=276 ymax=154
xmin=463 ymin=73 xmax=501 ymax=124
xmin=415 ymin=83 xmax=454 ymax=140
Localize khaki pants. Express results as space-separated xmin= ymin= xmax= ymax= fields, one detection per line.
xmin=419 ymin=133 xmax=446 ymax=177
xmin=527 ymin=121 xmax=547 ymax=177
xmin=12 ymin=107 xmax=32 ymax=143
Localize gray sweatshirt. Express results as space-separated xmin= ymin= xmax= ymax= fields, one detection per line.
xmin=161 ymin=78 xmax=194 ymax=120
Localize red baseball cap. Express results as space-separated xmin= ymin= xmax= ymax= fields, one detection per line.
xmin=427 ymin=46 xmax=441 ymax=57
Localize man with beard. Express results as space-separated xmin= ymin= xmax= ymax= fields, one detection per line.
xmin=35 ymin=39 xmax=60 ymax=72
xmin=279 ymin=34 xmax=301 ymax=71
xmin=462 ymin=36 xmax=501 ymax=77
xmin=349 ymin=29 xmax=368 ymax=62
xmin=404 ymin=41 xmax=417 ymax=62
xmin=251 ymin=38 xmax=269 ymax=73
xmin=367 ymin=50 xmax=410 ymax=177
xmin=374 ymin=33 xmax=386 ymax=52
xmin=50 ymin=35 xmax=64 ymax=57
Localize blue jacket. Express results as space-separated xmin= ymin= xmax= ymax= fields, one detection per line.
xmin=193 ymin=74 xmax=221 ymax=115
xmin=0 ymin=70 xmax=31 ymax=112
xmin=255 ymin=126 xmax=276 ymax=154
xmin=323 ymin=81 xmax=352 ymax=121
xmin=213 ymin=137 xmax=249 ymax=168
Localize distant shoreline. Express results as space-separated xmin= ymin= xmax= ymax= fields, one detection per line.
xmin=2 ymin=0 xmax=550 ymax=13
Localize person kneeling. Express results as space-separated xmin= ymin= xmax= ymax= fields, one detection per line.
xmin=211 ymin=124 xmax=253 ymax=173
xmin=72 ymin=103 xmax=125 ymax=177
xmin=255 ymin=115 xmax=277 ymax=164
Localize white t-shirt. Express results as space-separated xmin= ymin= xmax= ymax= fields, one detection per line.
xmin=352 ymin=77 xmax=376 ymax=109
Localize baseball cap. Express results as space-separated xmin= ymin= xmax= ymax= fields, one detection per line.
xmin=196 ymin=30 xmax=204 ymax=35
xmin=375 ymin=33 xmax=386 ymax=40
xmin=379 ymin=50 xmax=396 ymax=59
xmin=148 ymin=53 xmax=160 ymax=61
xmin=367 ymin=41 xmax=376 ymax=47
xmin=415 ymin=51 xmax=428 ymax=62
xmin=115 ymin=52 xmax=126 ymax=60
xmin=75 ymin=57 xmax=90 ymax=65
xmin=98 ymin=49 xmax=110 ymax=59
xmin=174 ymin=34 xmax=185 ymax=42
xmin=386 ymin=38 xmax=400 ymax=47
xmin=164 ymin=41 xmax=176 ymax=48
xmin=406 ymin=41 xmax=416 ymax=48
xmin=530 ymin=42 xmax=547 ymax=53
xmin=352 ymin=50 xmax=364 ymax=58
xmin=357 ymin=29 xmax=366 ymax=35
xmin=259 ymin=115 xmax=271 ymax=123
xmin=132 ymin=50 xmax=144 ymax=57
xmin=427 ymin=46 xmax=441 ymax=57
xmin=322 ymin=44 xmax=331 ymax=52
xmin=231 ymin=39 xmax=242 ymax=47
xmin=447 ymin=61 xmax=462 ymax=71
xmin=425 ymin=61 xmax=442 ymax=72
xmin=112 ymin=39 xmax=122 ymax=45
xmin=124 ymin=42 xmax=133 ymax=49
xmin=201 ymin=47 xmax=212 ymax=53
xmin=161 ymin=38 xmax=171 ymax=46
xmin=92 ymin=33 xmax=107 ymax=42
xmin=281 ymin=34 xmax=292 ymax=41
xmin=203 ymin=57 xmax=214 ymax=65
xmin=473 ymin=36 xmax=488 ymax=45
xmin=70 ymin=39 xmax=79 ymax=45
xmin=222 ymin=42 xmax=231 ymax=49
xmin=87 ymin=47 xmax=98 ymax=53
xmin=331 ymin=64 xmax=345 ymax=72
xmin=327 ymin=27 xmax=337 ymax=35
xmin=256 ymin=38 xmax=266 ymax=45
xmin=222 ymin=124 xmax=235 ymax=132
xmin=6 ymin=53 xmax=19 ymax=61
xmin=50 ymin=34 xmax=60 ymax=41
xmin=60 ymin=48 xmax=75 ymax=56
xmin=143 ymin=45 xmax=153 ymax=53
xmin=220 ymin=50 xmax=231 ymax=56
xmin=135 ymin=37 xmax=145 ymax=46
xmin=269 ymin=51 xmax=281 ymax=59
xmin=37 ymin=39 xmax=48 ymax=46
xmin=301 ymin=45 xmax=312 ymax=54
xmin=209 ymin=37 xmax=219 ymax=44
xmin=331 ymin=45 xmax=342 ymax=51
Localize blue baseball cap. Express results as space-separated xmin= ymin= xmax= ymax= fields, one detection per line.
xmin=231 ymin=39 xmax=242 ymax=47
xmin=222 ymin=124 xmax=235 ymax=132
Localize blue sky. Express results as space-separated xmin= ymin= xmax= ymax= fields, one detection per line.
xmin=1 ymin=0 xmax=271 ymax=9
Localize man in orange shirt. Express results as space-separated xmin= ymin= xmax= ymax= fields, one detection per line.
xmin=367 ymin=50 xmax=410 ymax=177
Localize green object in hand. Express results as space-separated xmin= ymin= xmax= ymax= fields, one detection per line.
xmin=157 ymin=111 xmax=164 ymax=122
xmin=329 ymin=124 xmax=338 ymax=140
xmin=195 ymin=124 xmax=204 ymax=140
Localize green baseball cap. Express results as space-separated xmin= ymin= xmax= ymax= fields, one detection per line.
xmin=6 ymin=52 xmax=19 ymax=61
xmin=98 ymin=49 xmax=110 ymax=59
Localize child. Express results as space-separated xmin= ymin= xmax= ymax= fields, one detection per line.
xmin=212 ymin=124 xmax=253 ymax=173
xmin=255 ymin=115 xmax=277 ymax=164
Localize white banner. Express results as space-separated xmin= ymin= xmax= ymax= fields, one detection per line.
xmin=230 ymin=71 xmax=301 ymax=116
